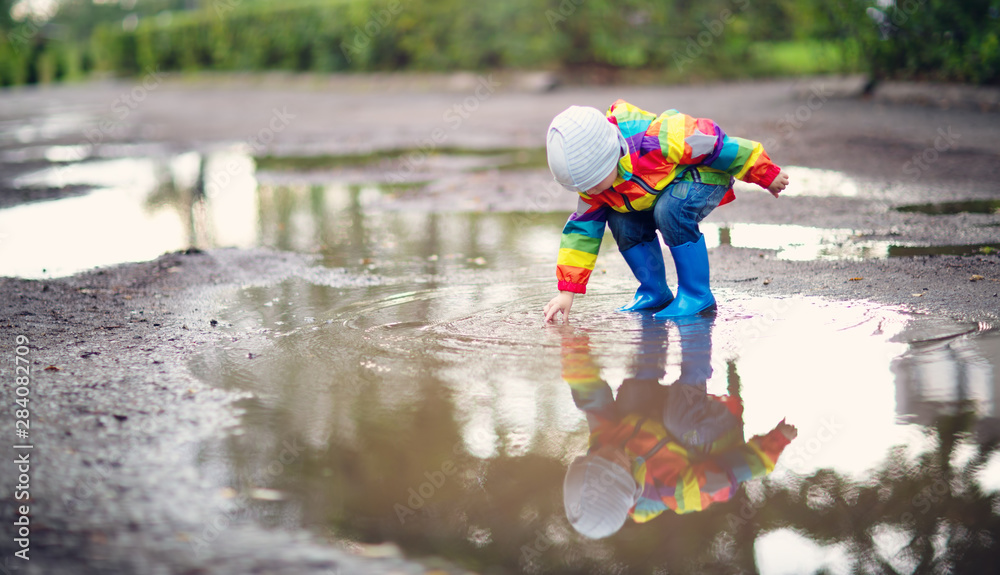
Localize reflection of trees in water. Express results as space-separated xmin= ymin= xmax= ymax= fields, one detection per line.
xmin=214 ymin=360 xmax=999 ymax=574
xmin=755 ymin=411 xmax=999 ymax=575
xmin=205 ymin=183 xmax=1000 ymax=572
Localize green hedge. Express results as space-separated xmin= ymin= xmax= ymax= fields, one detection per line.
xmin=4 ymin=0 xmax=998 ymax=87
xmin=859 ymin=0 xmax=1000 ymax=84
xmin=83 ymin=0 xmax=839 ymax=78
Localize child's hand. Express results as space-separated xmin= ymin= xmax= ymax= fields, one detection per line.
xmin=544 ymin=291 xmax=575 ymax=323
xmin=767 ymin=171 xmax=790 ymax=198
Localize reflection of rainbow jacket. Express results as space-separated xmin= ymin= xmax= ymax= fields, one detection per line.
xmin=563 ymin=338 xmax=789 ymax=519
xmin=557 ymin=99 xmax=782 ymax=294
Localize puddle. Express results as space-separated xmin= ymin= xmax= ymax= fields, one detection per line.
xmin=3 ymin=137 xmax=999 ymax=571
xmin=896 ymin=199 xmax=1000 ymax=215
xmin=0 ymin=150 xmax=256 ymax=278
xmin=704 ymin=223 xmax=894 ymax=260
xmin=190 ymin=262 xmax=1000 ymax=572
xmin=255 ymin=147 xmax=547 ymax=173
xmin=4 ymin=152 xmax=998 ymax=278
xmin=733 ymin=165 xmax=859 ymax=197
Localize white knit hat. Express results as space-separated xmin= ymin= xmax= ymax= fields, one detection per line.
xmin=547 ymin=106 xmax=626 ymax=193
xmin=563 ymin=453 xmax=642 ymax=539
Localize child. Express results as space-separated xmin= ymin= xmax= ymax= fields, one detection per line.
xmin=560 ymin=316 xmax=796 ymax=538
xmin=543 ymin=101 xmax=789 ymax=322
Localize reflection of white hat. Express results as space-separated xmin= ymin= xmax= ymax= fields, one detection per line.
xmin=563 ymin=453 xmax=642 ymax=539
xmin=546 ymin=106 xmax=626 ymax=193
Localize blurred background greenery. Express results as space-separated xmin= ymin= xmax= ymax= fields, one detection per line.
xmin=1 ymin=0 xmax=998 ymax=87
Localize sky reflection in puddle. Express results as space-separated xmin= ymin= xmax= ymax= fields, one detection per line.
xmin=1 ymin=152 xmax=994 ymax=278
xmin=190 ymin=266 xmax=1000 ymax=573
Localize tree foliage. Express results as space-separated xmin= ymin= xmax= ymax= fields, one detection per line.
xmin=2 ymin=0 xmax=998 ymax=86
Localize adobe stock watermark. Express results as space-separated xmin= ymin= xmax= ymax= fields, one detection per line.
xmin=83 ymin=67 xmax=166 ymax=150
xmin=61 ymin=458 xmax=120 ymax=515
xmin=393 ymin=438 xmax=471 ymax=524
xmin=393 ymin=458 xmax=459 ymax=524
xmin=340 ymin=0 xmax=404 ymax=63
xmin=519 ymin=524 xmax=569 ymax=563
xmin=778 ymin=416 xmax=841 ymax=470
xmin=545 ymin=0 xmax=585 ymax=30
xmin=673 ymin=0 xmax=750 ymax=72
xmin=899 ymin=477 xmax=949 ymax=524
xmin=760 ymin=82 xmax=833 ymax=154
xmin=36 ymin=68 xmax=165 ymax=188
xmin=713 ymin=415 xmax=840 ymax=556
xmin=386 ymin=74 xmax=501 ymax=183
xmin=393 ymin=430 xmax=494 ymax=524
xmin=213 ymin=0 xmax=245 ymax=18
xmin=901 ymin=127 xmax=960 ymax=180
xmin=509 ymin=178 xmax=572 ymax=229
xmin=5 ymin=3 xmax=58 ymax=55
xmin=189 ymin=437 xmax=304 ymax=557
xmin=868 ymin=0 xmax=928 ymax=38
xmin=205 ymin=106 xmax=296 ymax=195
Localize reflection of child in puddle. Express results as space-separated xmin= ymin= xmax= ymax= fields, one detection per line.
xmin=561 ymin=317 xmax=797 ymax=539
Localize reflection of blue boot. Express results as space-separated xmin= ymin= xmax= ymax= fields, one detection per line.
xmin=618 ymin=240 xmax=674 ymax=312
xmin=674 ymin=316 xmax=714 ymax=385
xmin=654 ymin=234 xmax=716 ymax=319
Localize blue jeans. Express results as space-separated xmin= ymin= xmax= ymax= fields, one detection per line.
xmin=606 ymin=181 xmax=729 ymax=249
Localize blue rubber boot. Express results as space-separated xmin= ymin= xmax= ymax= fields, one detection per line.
xmin=618 ymin=240 xmax=674 ymax=312
xmin=654 ymin=234 xmax=716 ymax=319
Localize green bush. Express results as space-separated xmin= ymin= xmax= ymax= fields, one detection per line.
xmin=6 ymin=0 xmax=998 ymax=87
xmin=832 ymin=0 xmax=1000 ymax=84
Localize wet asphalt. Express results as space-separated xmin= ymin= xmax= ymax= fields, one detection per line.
xmin=0 ymin=73 xmax=999 ymax=574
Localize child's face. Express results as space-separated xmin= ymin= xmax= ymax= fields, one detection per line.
xmin=584 ymin=167 xmax=618 ymax=195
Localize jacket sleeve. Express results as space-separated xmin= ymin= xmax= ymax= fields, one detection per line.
xmin=561 ymin=333 xmax=617 ymax=425
xmin=661 ymin=426 xmax=791 ymax=514
xmin=556 ymin=196 xmax=608 ymax=294
xmin=658 ymin=112 xmax=782 ymax=189
xmin=701 ymin=426 xmax=791 ymax=493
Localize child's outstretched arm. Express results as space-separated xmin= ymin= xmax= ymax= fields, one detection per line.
xmin=561 ymin=330 xmax=617 ymax=422
xmin=545 ymin=197 xmax=608 ymax=322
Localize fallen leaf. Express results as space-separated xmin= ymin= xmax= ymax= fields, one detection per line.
xmin=849 ymin=277 xmax=864 ymax=281
xmin=970 ymin=275 xmax=985 ymax=281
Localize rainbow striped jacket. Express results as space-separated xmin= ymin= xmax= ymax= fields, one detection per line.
xmin=556 ymin=99 xmax=781 ymax=294
xmin=562 ymin=334 xmax=790 ymax=518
